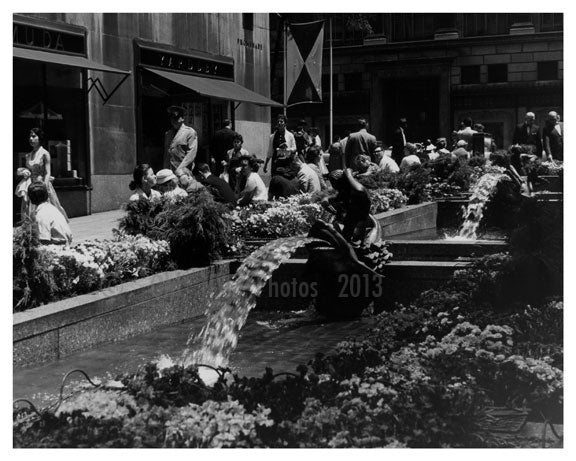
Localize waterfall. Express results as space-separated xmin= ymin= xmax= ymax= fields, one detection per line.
xmin=457 ymin=171 xmax=507 ymax=240
xmin=179 ymin=236 xmax=318 ymax=375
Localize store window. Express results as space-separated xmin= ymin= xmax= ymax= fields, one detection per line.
xmin=13 ymin=60 xmax=87 ymax=183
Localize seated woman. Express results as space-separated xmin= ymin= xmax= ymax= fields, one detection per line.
xmin=352 ymin=154 xmax=380 ymax=177
xmin=155 ymin=168 xmax=188 ymax=201
xmin=305 ymin=145 xmax=328 ymax=190
xmin=129 ymin=164 xmax=161 ymax=202
xmin=237 ymin=155 xmax=268 ymax=206
xmin=175 ymin=166 xmax=205 ymax=193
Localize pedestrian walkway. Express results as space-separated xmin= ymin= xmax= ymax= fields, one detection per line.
xmin=69 ymin=209 xmax=125 ymax=242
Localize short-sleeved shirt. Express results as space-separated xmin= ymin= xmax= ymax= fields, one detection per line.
xmin=297 ymin=163 xmax=322 ymax=193
xmin=35 ymin=202 xmax=72 ymax=245
xmin=241 ymin=172 xmax=268 ymax=202
xmin=400 ymin=155 xmax=422 ymax=172
xmin=378 ymin=156 xmax=400 ymax=173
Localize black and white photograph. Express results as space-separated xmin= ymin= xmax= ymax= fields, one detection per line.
xmin=7 ymin=3 xmax=571 ymax=451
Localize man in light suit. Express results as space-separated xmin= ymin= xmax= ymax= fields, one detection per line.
xmin=512 ymin=112 xmax=542 ymax=155
xmin=164 ymin=105 xmax=198 ymax=171
xmin=542 ymin=111 xmax=563 ymax=161
xmin=344 ymin=118 xmax=377 ymax=166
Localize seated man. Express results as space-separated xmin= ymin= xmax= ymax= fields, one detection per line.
xmin=399 ymin=143 xmax=422 ymax=172
xmin=294 ymin=154 xmax=321 ymax=193
xmin=268 ymin=162 xmax=300 ymax=200
xmin=28 ymin=182 xmax=72 ymax=245
xmin=375 ymin=147 xmax=400 ymax=173
xmin=196 ymin=163 xmax=237 ymax=205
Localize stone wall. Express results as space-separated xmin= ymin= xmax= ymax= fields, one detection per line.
xmin=13 ymin=261 xmax=236 ymax=369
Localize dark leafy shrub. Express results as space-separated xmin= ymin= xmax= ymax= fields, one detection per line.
xmin=118 ymin=197 xmax=165 ymax=236
xmin=396 ymin=165 xmax=432 ymax=204
xmin=120 ymin=190 xmax=233 ymax=268
xmin=13 ymin=218 xmax=57 ymax=311
xmin=356 ymin=169 xmax=398 ymax=190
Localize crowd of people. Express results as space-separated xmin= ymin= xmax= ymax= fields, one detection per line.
xmin=15 ymin=103 xmax=563 ymax=246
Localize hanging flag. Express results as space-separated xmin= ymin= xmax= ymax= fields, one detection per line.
xmin=286 ymin=20 xmax=324 ymax=106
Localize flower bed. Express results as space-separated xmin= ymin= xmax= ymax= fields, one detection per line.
xmin=13 ymin=224 xmax=173 ymax=313
xmin=228 ymin=194 xmax=331 ymax=240
xmin=229 ymin=191 xmax=408 ymax=242
xmin=13 ymin=252 xmax=563 ymax=448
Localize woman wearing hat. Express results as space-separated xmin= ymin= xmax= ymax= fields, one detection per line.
xmin=129 ymin=164 xmax=162 ymax=202
xmin=154 ymin=168 xmax=188 ymax=201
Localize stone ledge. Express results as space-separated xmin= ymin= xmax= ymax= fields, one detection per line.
xmin=375 ymin=202 xmax=438 ymax=238
xmin=14 ymin=261 xmax=236 ymax=369
xmin=388 ymin=239 xmax=508 ymax=260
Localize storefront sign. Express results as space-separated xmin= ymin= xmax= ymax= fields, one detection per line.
xmin=140 ymin=47 xmax=234 ymax=80
xmin=13 ymin=22 xmax=85 ymax=55
xmin=237 ymin=38 xmax=263 ymax=51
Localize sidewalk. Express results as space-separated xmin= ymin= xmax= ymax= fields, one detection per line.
xmin=69 ymin=209 xmax=125 ymax=242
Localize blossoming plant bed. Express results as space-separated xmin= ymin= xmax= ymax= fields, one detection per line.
xmin=13 ymin=261 xmax=237 ymax=369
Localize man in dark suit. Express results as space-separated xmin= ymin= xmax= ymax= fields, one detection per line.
xmin=542 ymin=111 xmax=563 ymax=161
xmin=391 ymin=117 xmax=409 ymax=165
xmin=512 ymin=112 xmax=542 ymax=155
xmin=344 ymin=118 xmax=377 ymax=166
xmin=210 ymin=119 xmax=238 ymax=175
xmin=196 ymin=163 xmax=237 ymax=205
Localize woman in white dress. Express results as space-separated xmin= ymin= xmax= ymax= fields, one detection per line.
xmin=15 ymin=127 xmax=68 ymax=221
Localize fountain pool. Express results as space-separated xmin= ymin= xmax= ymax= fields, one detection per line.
xmin=13 ymin=308 xmax=373 ymax=408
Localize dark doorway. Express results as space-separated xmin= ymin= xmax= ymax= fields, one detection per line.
xmin=383 ymin=77 xmax=440 ymax=146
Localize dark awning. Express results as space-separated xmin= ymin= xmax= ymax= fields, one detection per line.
xmin=144 ymin=67 xmax=283 ymax=108
xmin=14 ymin=47 xmax=130 ymax=74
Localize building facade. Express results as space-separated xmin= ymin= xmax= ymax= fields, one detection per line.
xmin=270 ymin=13 xmax=563 ymax=150
xmin=13 ymin=13 xmax=278 ymax=220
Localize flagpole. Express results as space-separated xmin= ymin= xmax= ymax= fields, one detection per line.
xmin=329 ymin=17 xmax=333 ymax=145
xmin=283 ymin=19 xmax=288 ymax=117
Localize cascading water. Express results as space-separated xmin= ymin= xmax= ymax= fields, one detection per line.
xmin=178 ymin=236 xmax=319 ymax=379
xmin=456 ymin=169 xmax=507 ymax=240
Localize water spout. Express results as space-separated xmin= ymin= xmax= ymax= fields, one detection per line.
xmin=457 ymin=170 xmax=507 ymax=240
xmin=180 ymin=236 xmax=319 ymax=375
